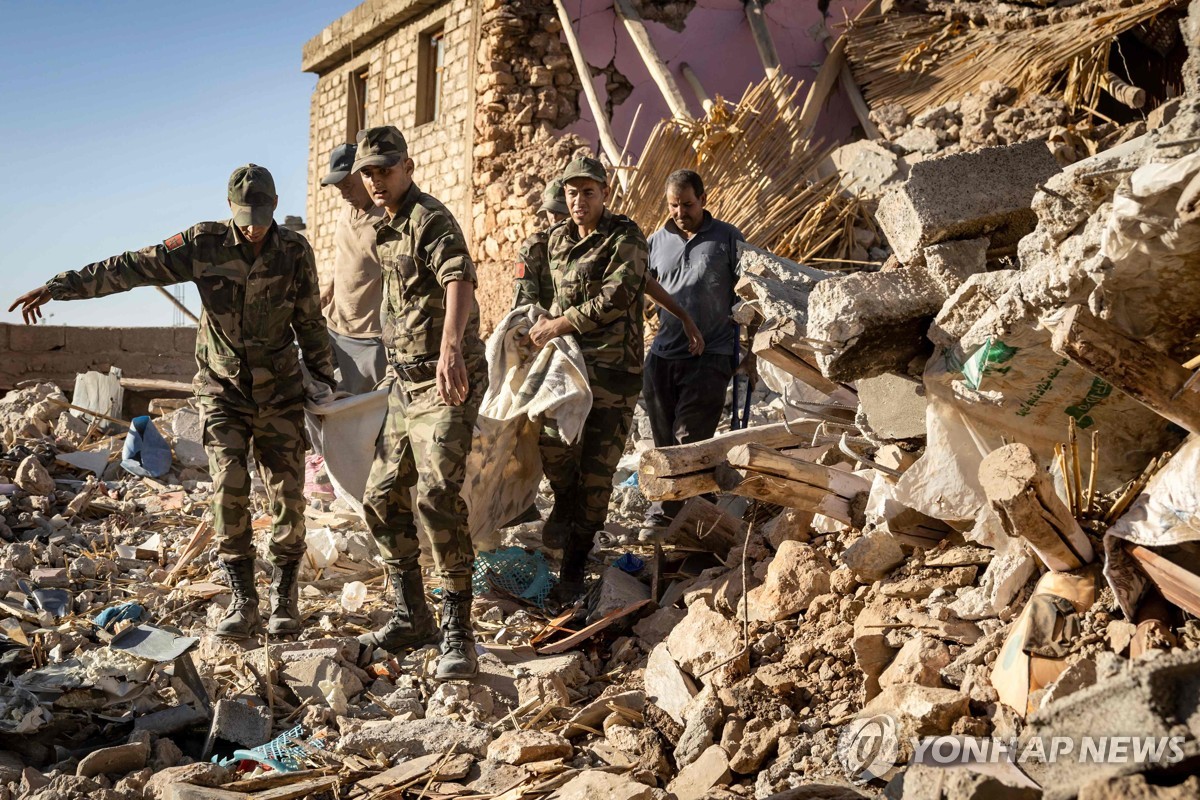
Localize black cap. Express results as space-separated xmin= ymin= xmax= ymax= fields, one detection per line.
xmin=321 ymin=143 xmax=357 ymax=186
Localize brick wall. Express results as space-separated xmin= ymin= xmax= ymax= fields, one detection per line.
xmin=305 ymin=0 xmax=478 ymax=294
xmin=0 ymin=323 xmax=197 ymax=392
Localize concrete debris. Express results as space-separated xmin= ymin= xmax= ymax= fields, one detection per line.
xmin=842 ymin=531 xmax=906 ymax=582
xmin=487 ymin=729 xmax=572 ymax=764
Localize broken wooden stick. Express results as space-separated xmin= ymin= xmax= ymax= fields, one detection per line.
xmin=979 ymin=443 xmax=1095 ymax=571
xmin=165 ymin=520 xmax=214 ymax=585
xmin=714 ymin=464 xmax=854 ymax=524
xmin=726 ymin=443 xmax=870 ymax=500
xmin=639 ymin=470 xmax=718 ymax=502
xmin=664 ymin=496 xmax=745 ymax=553
xmin=639 ymin=420 xmax=820 ymax=478
xmin=613 ymin=0 xmax=691 ymax=120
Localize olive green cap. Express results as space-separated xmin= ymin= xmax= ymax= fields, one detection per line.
xmin=351 ymin=126 xmax=408 ymax=172
xmin=560 ymin=156 xmax=607 ymax=186
xmin=540 ymin=178 xmax=568 ymax=215
xmin=227 ymin=164 xmax=276 ymax=227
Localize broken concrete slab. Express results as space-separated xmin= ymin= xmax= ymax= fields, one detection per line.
xmin=875 ymin=140 xmax=1061 ymax=264
xmin=205 ymin=698 xmax=271 ymax=750
xmin=645 ymin=642 xmax=697 ymax=725
xmin=857 ymin=373 xmax=928 ymax=443
xmin=487 ymin=729 xmax=572 ymax=765
xmin=337 ymin=717 xmax=492 ymax=758
xmin=280 ymin=655 xmax=363 ymax=707
xmin=590 ymin=566 xmax=651 ymax=623
xmin=76 ymin=741 xmax=149 ymax=778
xmin=831 ymin=139 xmax=906 ymax=198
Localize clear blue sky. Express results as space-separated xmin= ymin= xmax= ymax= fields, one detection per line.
xmin=0 ymin=2 xmax=360 ymax=327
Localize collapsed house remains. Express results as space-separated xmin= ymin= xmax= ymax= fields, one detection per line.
xmin=2 ymin=1 xmax=1200 ymax=800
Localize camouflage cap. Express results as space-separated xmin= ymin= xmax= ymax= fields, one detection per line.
xmin=560 ymin=156 xmax=607 ymax=186
xmin=321 ymin=143 xmax=357 ymax=186
xmin=351 ymin=126 xmax=408 ymax=173
xmin=228 ymin=164 xmax=276 ymax=227
xmin=540 ymin=179 xmax=568 ymax=215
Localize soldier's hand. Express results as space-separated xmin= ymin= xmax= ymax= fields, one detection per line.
xmin=529 ymin=316 xmax=573 ymax=349
xmin=684 ymin=319 xmax=706 ymax=356
xmin=437 ymin=345 xmax=469 ymax=406
xmin=8 ymin=286 xmax=52 ymax=325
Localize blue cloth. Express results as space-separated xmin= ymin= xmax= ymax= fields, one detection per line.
xmin=121 ymin=416 xmax=172 ymax=478
xmin=93 ymin=603 xmax=146 ymax=631
xmin=648 ymin=212 xmax=745 ymax=360
xmin=613 ymin=552 xmax=644 ymax=574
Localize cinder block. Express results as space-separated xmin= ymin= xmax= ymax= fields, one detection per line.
xmin=876 ymin=140 xmax=1060 ymax=264
xmin=207 ymin=698 xmax=271 ymax=749
xmin=9 ymin=325 xmax=65 ymax=352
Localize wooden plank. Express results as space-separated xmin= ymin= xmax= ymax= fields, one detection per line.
xmin=664 ymin=496 xmax=745 ymax=552
xmin=797 ymin=33 xmax=846 ymax=134
xmin=220 ymin=768 xmax=336 ymax=793
xmin=726 ymin=444 xmax=871 ymax=499
xmin=1051 ymin=305 xmax=1200 ymax=434
xmin=714 ymin=465 xmax=854 ymax=524
xmin=1127 ymin=545 xmax=1200 ymax=617
xmin=537 ymin=599 xmax=655 ymax=655
xmin=744 ymin=0 xmax=781 ymax=77
xmin=613 ymin=0 xmax=692 ymax=120
xmin=639 ymin=420 xmax=819 ymax=478
xmin=121 ymin=377 xmax=194 ymax=394
xmin=752 ymin=329 xmax=847 ymax=397
xmin=252 ymin=776 xmax=340 ymax=800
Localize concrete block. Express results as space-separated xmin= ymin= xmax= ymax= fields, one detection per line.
xmin=280 ymin=655 xmax=364 ymax=706
xmin=65 ymin=326 xmax=121 ymax=354
xmin=121 ymin=327 xmax=173 ymax=354
xmin=857 ymin=373 xmax=928 ymax=442
xmin=9 ymin=325 xmax=65 ymax=352
xmin=206 ymin=698 xmax=271 ymax=749
xmin=876 ymin=140 xmax=1060 ymax=264
xmin=589 ymin=566 xmax=650 ymax=623
xmin=831 ymin=139 xmax=905 ymax=198
xmin=76 ymin=741 xmax=149 ymax=778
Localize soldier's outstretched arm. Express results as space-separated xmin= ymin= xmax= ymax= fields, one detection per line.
xmin=291 ymin=240 xmax=338 ymax=392
xmin=8 ymin=231 xmax=198 ymax=325
xmin=562 ymin=230 xmax=648 ymax=334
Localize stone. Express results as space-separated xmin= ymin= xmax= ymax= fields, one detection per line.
xmin=860 ymin=685 xmax=970 ymax=739
xmin=467 ymin=762 xmax=531 ymax=794
xmin=280 ymin=655 xmax=363 ymax=706
xmin=857 ymin=373 xmax=928 ymax=442
xmin=763 ymin=508 xmax=812 ymax=550
xmin=487 ymin=730 xmax=572 ymax=765
xmin=550 ymin=770 xmax=653 ymax=800
xmin=15 ymin=456 xmax=54 ymax=496
xmin=1078 ymin=773 xmax=1200 ymax=800
xmin=744 ymin=541 xmax=832 ymax=622
xmin=893 ymin=127 xmax=941 ymax=155
xmin=1039 ymin=658 xmax=1098 ymax=708
xmin=30 ymin=567 xmax=69 ymax=588
xmin=337 ymin=718 xmax=492 ymax=758
xmin=674 ymin=690 xmax=723 ymax=769
xmin=76 ymin=741 xmax=149 ymax=778
xmin=143 ymin=764 xmax=229 ymax=800
xmin=940 ymin=628 xmax=1006 ymax=688
xmin=666 ymin=744 xmax=732 ymax=800
xmin=665 ymin=602 xmax=745 ymax=684
xmin=207 ymin=698 xmax=272 ymax=748
xmin=645 ymin=642 xmax=697 ymax=725
xmin=875 ymin=140 xmax=1061 ymax=264
xmin=515 ymin=673 xmax=570 ymax=709
xmin=831 ymin=139 xmax=904 ymax=198
xmin=632 ymin=605 xmax=685 ymax=648
xmin=564 ymin=690 xmax=644 ymax=737
xmin=885 ymin=763 xmax=1041 ymax=800
xmin=590 ymin=566 xmax=651 ymax=623
xmin=878 ymin=634 xmax=951 ymax=689
xmin=133 ymin=704 xmax=209 ymax=736
xmin=842 ymin=532 xmax=905 ymax=582
xmin=729 ymin=717 xmax=797 ymax=774
xmin=151 ymin=738 xmax=182 ymax=771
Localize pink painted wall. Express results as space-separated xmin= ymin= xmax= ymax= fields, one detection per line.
xmin=560 ymin=0 xmax=870 ymax=159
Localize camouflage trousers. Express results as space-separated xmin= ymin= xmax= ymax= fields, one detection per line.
xmin=540 ymin=366 xmax=642 ymax=541
xmin=202 ymin=402 xmax=308 ymax=565
xmin=362 ymin=360 xmax=486 ymax=592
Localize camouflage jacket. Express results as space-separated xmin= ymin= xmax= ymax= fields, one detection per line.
xmin=376 ymin=183 xmax=484 ymax=364
xmin=46 ymin=221 xmax=336 ymax=412
xmin=513 ymin=230 xmax=554 ymax=311
xmin=547 ymin=209 xmax=648 ymax=374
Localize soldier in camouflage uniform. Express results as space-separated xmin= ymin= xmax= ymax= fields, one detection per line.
xmin=527 ymin=157 xmax=648 ymax=603
xmin=351 ymin=126 xmax=487 ymax=680
xmin=513 ymin=179 xmax=569 ymax=311
xmin=9 ymin=165 xmax=338 ymax=639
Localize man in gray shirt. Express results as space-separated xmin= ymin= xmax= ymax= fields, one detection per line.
xmin=639 ymin=170 xmax=747 ymax=541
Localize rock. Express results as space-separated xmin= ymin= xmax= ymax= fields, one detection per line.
xmin=842 ymin=532 xmax=905 ymax=582
xmin=1078 ymin=773 xmax=1200 ymax=800
xmin=207 ymin=698 xmax=271 ymax=748
xmin=1039 ymin=658 xmax=1098 ymax=708
xmin=875 ymin=140 xmax=1061 ymax=264
xmin=338 ymin=718 xmax=491 ymax=758
xmin=590 ymin=566 xmax=650 ymax=623
xmin=885 ymin=762 xmax=1041 ymax=800
xmin=467 ymin=761 xmax=531 ymax=794
xmin=516 ymin=673 xmax=570 ymax=709
xmin=76 ymin=741 xmax=149 ymax=778
xmin=550 ymin=770 xmax=654 ymax=800
xmin=831 ymin=139 xmax=904 ymax=197
xmin=144 ymin=764 xmax=229 ymax=800
xmin=632 ymin=606 xmax=685 ymax=648
xmin=487 ymin=730 xmax=572 ymax=765
xmin=280 ymin=655 xmax=363 ymax=706
xmin=151 ymin=738 xmax=183 ymax=771
xmin=763 ymin=508 xmax=812 ymax=550
xmin=666 ymin=602 xmax=746 ymax=685
xmin=666 ymin=744 xmax=732 ymax=800
xmin=645 ymin=642 xmax=697 ymax=725
xmin=893 ymin=127 xmax=941 ymax=155
xmin=860 ymin=685 xmax=970 ymax=739
xmin=879 ymin=635 xmax=951 ymax=689
xmin=674 ymin=690 xmax=723 ymax=769
xmin=728 ymin=717 xmax=797 ymax=774
xmin=564 ymin=690 xmax=644 ymax=737
xmin=857 ymin=373 xmax=928 ymax=442
xmin=15 ymin=456 xmax=54 ymax=496
xmin=744 ymin=541 xmax=831 ymax=622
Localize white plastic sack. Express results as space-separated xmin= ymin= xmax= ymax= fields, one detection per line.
xmin=305 ymin=527 xmax=340 ymax=569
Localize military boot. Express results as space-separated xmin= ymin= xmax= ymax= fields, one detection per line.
xmin=215 ymin=558 xmax=261 ymax=639
xmin=268 ymin=560 xmax=302 ymax=635
xmin=357 ymin=565 xmax=437 ymax=654
xmin=548 ymin=524 xmax=591 ymax=607
xmin=435 ymin=589 xmax=478 ymax=680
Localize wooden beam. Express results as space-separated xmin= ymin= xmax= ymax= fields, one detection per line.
xmin=1050 ymin=305 xmax=1200 ymax=434
xmin=744 ymin=0 xmax=781 ymax=78
xmin=680 ymin=62 xmax=713 ymax=115
xmin=752 ymin=325 xmax=849 ymax=398
xmin=639 ymin=420 xmax=819 ymax=478
xmin=1127 ymin=544 xmax=1200 ymax=617
xmin=797 ymin=35 xmax=846 ymax=135
xmin=714 ymin=464 xmax=854 ymax=524
xmin=979 ymin=443 xmax=1095 ymax=572
xmin=665 ymin=496 xmax=745 ymax=552
xmin=554 ymin=0 xmax=628 ymax=190
xmin=726 ymin=443 xmax=871 ymax=499
xmin=817 ymin=1 xmax=881 ymax=139
xmin=613 ymin=0 xmax=692 ymax=120
xmin=639 ymin=470 xmax=718 ymax=502
xmin=1100 ymin=71 xmax=1146 ymax=108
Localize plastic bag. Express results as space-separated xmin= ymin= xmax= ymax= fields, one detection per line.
xmin=305 ymin=527 xmax=339 ymax=570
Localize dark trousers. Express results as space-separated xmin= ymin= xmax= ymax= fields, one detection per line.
xmin=642 ymin=352 xmax=734 ymax=526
